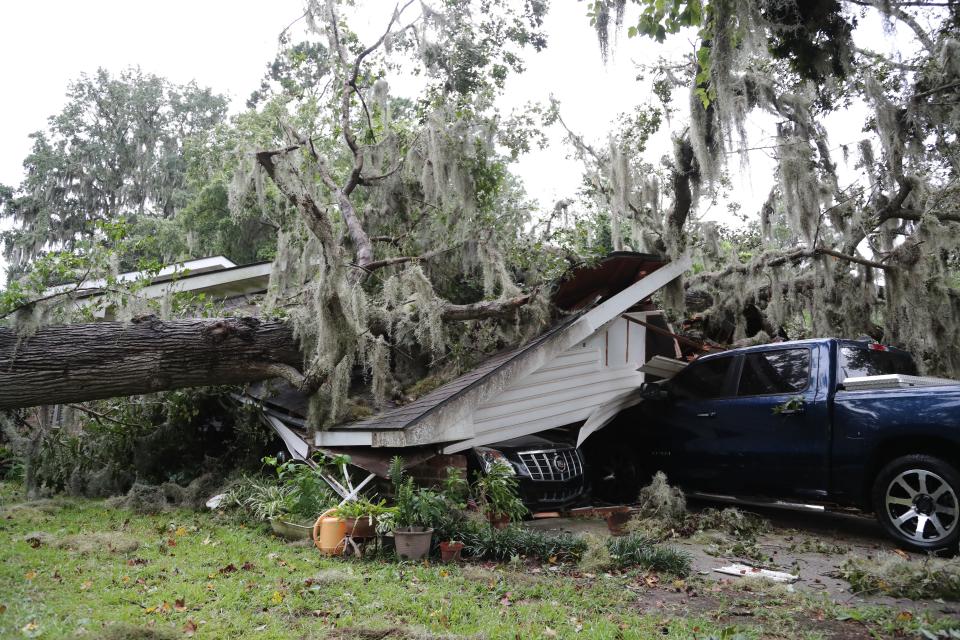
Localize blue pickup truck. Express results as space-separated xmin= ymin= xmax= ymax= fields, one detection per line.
xmin=588 ymin=338 xmax=960 ymax=551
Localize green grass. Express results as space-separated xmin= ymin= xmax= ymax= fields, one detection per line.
xmin=0 ymin=482 xmax=957 ymax=639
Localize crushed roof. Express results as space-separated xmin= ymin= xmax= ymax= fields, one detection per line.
xmin=253 ymin=251 xmax=672 ymax=435
xmin=332 ymin=314 xmax=579 ymax=432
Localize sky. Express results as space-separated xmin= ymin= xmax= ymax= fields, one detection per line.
xmin=0 ymin=1 xmax=683 ymax=196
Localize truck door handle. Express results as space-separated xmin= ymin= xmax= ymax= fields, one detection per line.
xmin=779 ymin=407 xmax=805 ymax=416
xmin=696 ymin=412 xmax=716 ymax=418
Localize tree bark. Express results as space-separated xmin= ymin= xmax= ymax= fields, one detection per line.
xmin=0 ymin=317 xmax=302 ymax=410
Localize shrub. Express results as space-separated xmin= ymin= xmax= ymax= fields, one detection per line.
xmin=607 ymin=532 xmax=692 ymax=575
xmin=473 ymin=460 xmax=527 ymax=522
xmin=458 ymin=521 xmax=587 ymax=562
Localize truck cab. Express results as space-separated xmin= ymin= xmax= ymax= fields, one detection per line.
xmin=592 ymin=338 xmax=960 ymax=551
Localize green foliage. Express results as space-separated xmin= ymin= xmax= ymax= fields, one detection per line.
xmin=387 ymin=456 xmax=455 ymax=530
xmin=473 ymin=460 xmax=528 ymax=522
xmin=458 ymin=520 xmax=587 ymax=562
xmin=5 ymin=482 xmax=805 ymax=638
xmin=333 ymin=497 xmax=395 ymax=520
xmin=225 ymin=475 xmax=293 ymax=522
xmin=1 ymin=68 xmax=229 ymax=276
xmin=606 ymin=532 xmax=692 ymax=575
xmin=772 ymin=395 xmax=804 ymax=415
xmin=17 ymin=389 xmax=271 ymax=498
xmin=261 ymin=457 xmax=338 ymax=521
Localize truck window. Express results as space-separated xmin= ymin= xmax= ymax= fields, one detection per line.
xmin=838 ymin=346 xmax=918 ymax=379
xmin=737 ymin=349 xmax=810 ymax=396
xmin=671 ymin=357 xmax=734 ymax=399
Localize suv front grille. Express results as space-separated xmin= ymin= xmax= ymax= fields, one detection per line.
xmin=518 ymin=448 xmax=583 ymax=481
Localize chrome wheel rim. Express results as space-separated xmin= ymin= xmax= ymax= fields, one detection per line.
xmin=885 ymin=469 xmax=958 ymax=544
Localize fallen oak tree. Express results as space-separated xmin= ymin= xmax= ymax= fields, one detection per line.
xmin=0 ymin=316 xmax=303 ymax=410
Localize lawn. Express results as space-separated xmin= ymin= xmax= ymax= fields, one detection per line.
xmin=1 ymin=482 xmax=957 ymax=639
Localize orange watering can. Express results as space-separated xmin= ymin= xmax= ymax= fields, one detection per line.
xmin=313 ymin=508 xmax=347 ymax=555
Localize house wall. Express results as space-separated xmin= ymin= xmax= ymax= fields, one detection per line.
xmin=441 ymin=312 xmax=660 ymax=453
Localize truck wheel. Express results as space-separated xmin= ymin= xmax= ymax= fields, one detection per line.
xmin=872 ymin=454 xmax=960 ymax=551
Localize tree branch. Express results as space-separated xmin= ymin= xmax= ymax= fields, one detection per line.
xmin=440 ymin=292 xmax=535 ymax=321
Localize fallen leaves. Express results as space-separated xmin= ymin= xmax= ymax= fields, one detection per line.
xmin=24 ymin=570 xmax=37 ymax=581
xmin=183 ymin=619 xmax=198 ymax=636
xmin=174 ymin=598 xmax=187 ymax=612
xmin=80 ymin=580 xmax=93 ymax=590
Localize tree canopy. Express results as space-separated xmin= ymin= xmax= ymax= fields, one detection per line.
xmin=2 ymin=0 xmax=960 ymax=431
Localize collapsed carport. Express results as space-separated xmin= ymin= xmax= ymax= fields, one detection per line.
xmin=244 ymin=251 xmax=692 ymax=499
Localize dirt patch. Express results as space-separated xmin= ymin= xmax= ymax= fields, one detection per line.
xmin=22 ymin=531 xmax=56 ymax=547
xmin=325 ymin=628 xmax=482 ymax=640
xmin=629 ymin=582 xmax=720 ymax=618
xmin=98 ymin=623 xmax=179 ymax=639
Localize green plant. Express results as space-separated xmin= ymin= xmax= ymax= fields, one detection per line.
xmin=225 ymin=475 xmax=293 ymax=522
xmin=259 ymin=457 xmax=338 ymax=521
xmin=606 ymin=533 xmax=692 ymax=576
xmin=334 ymin=497 xmax=395 ymax=521
xmin=473 ymin=460 xmax=527 ymax=522
xmin=387 ymin=456 xmax=452 ymax=530
xmin=441 ymin=466 xmax=470 ymax=509
xmin=458 ymin=520 xmax=587 ymax=562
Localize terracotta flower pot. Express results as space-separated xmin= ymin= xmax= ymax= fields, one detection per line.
xmin=606 ymin=508 xmax=632 ymax=536
xmin=342 ymin=516 xmax=377 ymax=540
xmin=394 ymin=526 xmax=434 ymax=560
xmin=439 ymin=540 xmax=464 ymax=563
xmin=488 ymin=513 xmax=511 ymax=530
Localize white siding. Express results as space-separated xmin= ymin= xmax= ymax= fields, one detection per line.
xmin=442 ymin=318 xmax=647 ymax=453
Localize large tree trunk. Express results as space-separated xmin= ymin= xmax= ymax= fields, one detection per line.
xmin=0 ymin=317 xmax=302 ymax=410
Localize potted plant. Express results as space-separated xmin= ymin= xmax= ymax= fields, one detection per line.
xmin=334 ymin=498 xmax=394 ymax=540
xmin=388 ymin=456 xmax=448 ymax=560
xmin=252 ymin=456 xmax=339 ymax=540
xmin=439 ymin=539 xmax=464 ymax=563
xmin=474 ymin=460 xmax=527 ymax=529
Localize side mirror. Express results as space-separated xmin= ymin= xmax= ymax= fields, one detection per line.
xmin=639 ymin=381 xmax=670 ymax=401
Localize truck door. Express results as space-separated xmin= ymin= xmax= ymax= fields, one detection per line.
xmin=725 ymin=346 xmax=829 ymax=499
xmin=654 ymin=354 xmax=742 ymax=490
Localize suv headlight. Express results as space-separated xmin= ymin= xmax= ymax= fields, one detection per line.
xmin=474 ymin=447 xmax=517 ymax=475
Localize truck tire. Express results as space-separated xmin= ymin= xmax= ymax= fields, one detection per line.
xmin=872 ymin=454 xmax=960 ymax=552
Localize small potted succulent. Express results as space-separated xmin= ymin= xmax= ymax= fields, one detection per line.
xmin=473 ymin=460 xmax=527 ymax=529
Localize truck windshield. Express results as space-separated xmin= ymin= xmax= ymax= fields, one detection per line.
xmin=838 ymin=346 xmax=918 ymax=379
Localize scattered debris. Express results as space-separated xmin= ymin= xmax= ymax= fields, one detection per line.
xmin=839 ymin=553 xmax=960 ymax=600
xmin=578 ymin=534 xmax=613 ymax=573
xmin=110 ymin=474 xmax=225 ymax=514
xmin=714 ymin=563 xmax=798 ymax=583
xmin=56 ymin=532 xmax=140 ymax=554
xmin=635 ymin=471 xmax=687 ymax=524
